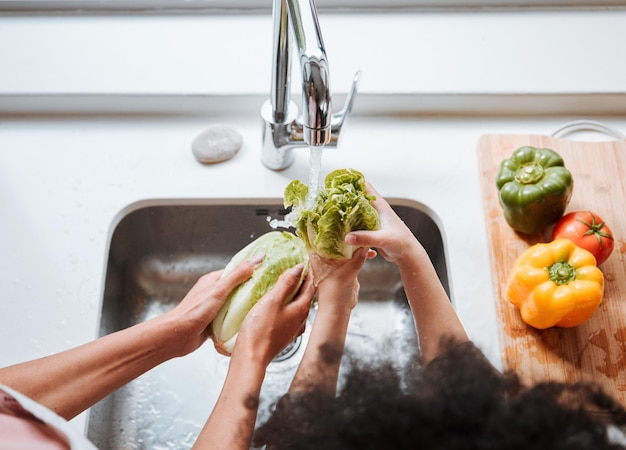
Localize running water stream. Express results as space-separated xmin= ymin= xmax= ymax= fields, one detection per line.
xmin=306 ymin=146 xmax=323 ymax=205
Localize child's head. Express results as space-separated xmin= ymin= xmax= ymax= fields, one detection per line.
xmin=255 ymin=341 xmax=626 ymax=450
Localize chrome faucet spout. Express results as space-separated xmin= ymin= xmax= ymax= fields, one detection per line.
xmin=302 ymin=59 xmax=331 ymax=146
xmin=261 ymin=0 xmax=359 ymax=170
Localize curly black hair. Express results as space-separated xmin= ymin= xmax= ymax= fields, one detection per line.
xmin=254 ymin=340 xmax=626 ymax=450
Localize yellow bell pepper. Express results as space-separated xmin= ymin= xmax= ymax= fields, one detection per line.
xmin=506 ymin=238 xmax=604 ymax=329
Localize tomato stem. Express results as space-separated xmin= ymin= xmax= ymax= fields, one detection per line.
xmin=578 ymin=212 xmax=614 ymax=248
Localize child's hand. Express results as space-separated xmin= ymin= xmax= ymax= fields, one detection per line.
xmin=313 ymin=247 xmax=373 ymax=311
xmin=345 ymin=183 xmax=419 ymax=264
xmin=235 ymin=264 xmax=315 ymax=367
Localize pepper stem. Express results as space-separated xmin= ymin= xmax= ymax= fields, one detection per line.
xmin=514 ymin=162 xmax=545 ymax=184
xmin=548 ymin=261 xmax=576 ymax=285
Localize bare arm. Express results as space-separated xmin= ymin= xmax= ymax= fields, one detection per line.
xmin=0 ymin=256 xmax=264 ymax=420
xmin=194 ymin=264 xmax=315 ymax=450
xmin=288 ymin=248 xmax=371 ymax=396
xmin=346 ymin=184 xmax=468 ymax=364
xmin=394 ymin=240 xmax=468 ymax=364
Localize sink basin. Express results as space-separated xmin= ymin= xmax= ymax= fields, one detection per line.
xmin=87 ymin=198 xmax=450 ymax=449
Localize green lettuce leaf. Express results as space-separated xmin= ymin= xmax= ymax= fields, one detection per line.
xmin=210 ymin=231 xmax=309 ymax=355
xmin=284 ymin=168 xmax=379 ymax=259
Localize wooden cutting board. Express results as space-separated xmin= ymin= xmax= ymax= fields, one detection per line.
xmin=477 ymin=133 xmax=626 ymax=405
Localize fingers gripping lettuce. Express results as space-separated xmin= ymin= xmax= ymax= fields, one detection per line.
xmin=284 ymin=168 xmax=379 ymax=260
xmin=210 ymin=231 xmax=309 ymax=356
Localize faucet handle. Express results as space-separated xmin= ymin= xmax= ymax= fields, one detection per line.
xmin=331 ymin=70 xmax=361 ymax=130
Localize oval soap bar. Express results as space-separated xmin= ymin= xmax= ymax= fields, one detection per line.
xmin=192 ymin=125 xmax=243 ymax=164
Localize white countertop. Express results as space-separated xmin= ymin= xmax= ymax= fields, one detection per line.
xmin=2 ymin=7 xmax=626 ymax=435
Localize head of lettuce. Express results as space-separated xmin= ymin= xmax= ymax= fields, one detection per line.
xmin=210 ymin=231 xmax=309 ymax=356
xmin=210 ymin=169 xmax=377 ymax=356
xmin=284 ymin=168 xmax=380 ymax=260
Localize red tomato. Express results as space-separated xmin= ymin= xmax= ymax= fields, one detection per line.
xmin=552 ymin=211 xmax=614 ymax=265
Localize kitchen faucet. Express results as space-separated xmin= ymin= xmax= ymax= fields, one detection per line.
xmin=261 ymin=0 xmax=360 ymax=170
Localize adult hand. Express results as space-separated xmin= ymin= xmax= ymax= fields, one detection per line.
xmin=164 ymin=254 xmax=266 ymax=358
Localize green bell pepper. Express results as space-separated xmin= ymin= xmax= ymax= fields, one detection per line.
xmin=496 ymin=146 xmax=573 ymax=235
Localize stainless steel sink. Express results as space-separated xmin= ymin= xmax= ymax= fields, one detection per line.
xmin=87 ymin=198 xmax=450 ymax=450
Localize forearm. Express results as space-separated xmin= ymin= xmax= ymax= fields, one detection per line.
xmin=397 ymin=243 xmax=468 ymax=364
xmin=289 ymin=298 xmax=351 ymax=396
xmin=194 ymin=353 xmax=266 ymax=450
xmin=0 ymin=314 xmax=183 ymax=419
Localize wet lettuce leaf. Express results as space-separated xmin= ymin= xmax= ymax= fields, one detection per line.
xmin=284 ymin=168 xmax=379 ymax=260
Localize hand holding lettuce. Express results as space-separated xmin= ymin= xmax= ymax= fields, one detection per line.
xmin=209 ymin=168 xmax=378 ymax=356
xmin=210 ymin=231 xmax=309 ymax=356
xmin=284 ymin=168 xmax=380 ymax=260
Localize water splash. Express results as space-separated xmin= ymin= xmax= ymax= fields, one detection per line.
xmin=268 ymin=146 xmax=324 ymax=230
